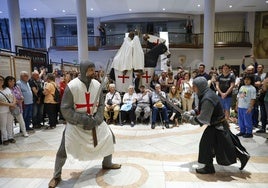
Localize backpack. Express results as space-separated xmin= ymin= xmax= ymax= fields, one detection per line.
xmin=53 ymin=84 xmax=60 ymax=103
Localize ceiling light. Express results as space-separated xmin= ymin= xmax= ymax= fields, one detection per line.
xmin=90 ymin=8 xmax=94 ymax=11
xmin=266 ymin=1 xmax=268 ymax=3
xmin=197 ymin=4 xmax=201 ymax=7
xmin=162 ymin=8 xmax=166 ymax=11
xmin=0 ymin=11 xmax=2 ymax=14
xmin=229 ymin=5 xmax=233 ymax=8
xmin=129 ymin=9 xmax=132 ymax=11
xmin=62 ymin=10 xmax=66 ymax=13
xmin=33 ymin=8 xmax=37 ymax=11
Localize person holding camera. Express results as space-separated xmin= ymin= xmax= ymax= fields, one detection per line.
xmin=104 ymin=83 xmax=121 ymax=125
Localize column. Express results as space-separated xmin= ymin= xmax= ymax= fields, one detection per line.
xmin=203 ymin=0 xmax=215 ymax=69
xmin=246 ymin=12 xmax=255 ymax=53
xmin=45 ymin=18 xmax=53 ymax=49
xmin=7 ymin=0 xmax=22 ymax=52
xmin=76 ymin=0 xmax=89 ymax=62
xmin=94 ymin=18 xmax=101 ymax=46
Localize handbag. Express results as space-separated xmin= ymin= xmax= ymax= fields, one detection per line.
xmin=107 ymin=92 xmax=116 ymax=106
xmin=0 ymin=90 xmax=20 ymax=116
xmin=10 ymin=106 xmax=20 ymax=116
xmin=184 ymin=92 xmax=192 ymax=99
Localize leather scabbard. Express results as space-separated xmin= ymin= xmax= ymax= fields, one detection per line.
xmin=92 ymin=127 xmax=98 ymax=147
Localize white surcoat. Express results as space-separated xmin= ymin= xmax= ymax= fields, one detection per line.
xmin=112 ymin=36 xmax=144 ymax=71
xmin=65 ymin=78 xmax=114 ymax=161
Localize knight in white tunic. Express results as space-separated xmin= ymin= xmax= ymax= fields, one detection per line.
xmin=48 ymin=61 xmax=121 ymax=188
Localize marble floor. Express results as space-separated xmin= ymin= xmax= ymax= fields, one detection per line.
xmin=0 ymin=122 xmax=268 ymax=188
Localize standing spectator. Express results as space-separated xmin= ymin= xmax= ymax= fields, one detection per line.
xmin=43 ymin=73 xmax=58 ymax=129
xmin=236 ymin=74 xmax=256 ymax=138
xmin=216 ymin=64 xmax=235 ymax=121
xmin=58 ymin=73 xmax=72 ymax=122
xmin=104 ymin=83 xmax=121 ymax=125
xmin=239 ymin=65 xmax=261 ymax=128
xmin=175 ymin=68 xmax=184 ymax=89
xmin=0 ymin=75 xmax=16 ymax=145
xmin=180 ymin=71 xmax=194 ymax=111
xmin=241 ymin=55 xmax=258 ymax=73
xmin=29 ymin=70 xmax=44 ymax=129
xmin=98 ymin=25 xmax=106 ymax=46
xmin=158 ymin=71 xmax=168 ymax=93
xmin=134 ymin=72 xmax=142 ymax=93
xmin=255 ymin=65 xmax=267 ymax=133
xmin=185 ymin=16 xmax=193 ymax=43
xmin=166 ymin=71 xmax=176 ymax=93
xmin=150 ymin=73 xmax=160 ymax=89
xmin=208 ymin=71 xmax=218 ymax=93
xmin=257 ymin=73 xmax=268 ymax=133
xmin=256 ymin=64 xmax=266 ymax=81
xmin=195 ymin=63 xmax=211 ymax=80
xmin=5 ymin=76 xmax=28 ymax=137
xmin=16 ymin=71 xmax=34 ymax=131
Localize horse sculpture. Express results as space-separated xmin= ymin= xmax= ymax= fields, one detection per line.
xmin=144 ymin=42 xmax=170 ymax=67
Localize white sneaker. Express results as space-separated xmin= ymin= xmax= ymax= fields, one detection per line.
xmin=23 ymin=133 xmax=29 ymax=137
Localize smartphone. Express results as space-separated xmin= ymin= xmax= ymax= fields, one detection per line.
xmin=244 ymin=55 xmax=251 ymax=58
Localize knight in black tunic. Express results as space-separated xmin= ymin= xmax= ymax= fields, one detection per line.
xmin=182 ymin=77 xmax=250 ymax=174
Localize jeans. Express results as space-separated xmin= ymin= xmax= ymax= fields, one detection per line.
xmin=23 ymin=103 xmax=33 ymax=130
xmin=152 ymin=106 xmax=169 ymax=123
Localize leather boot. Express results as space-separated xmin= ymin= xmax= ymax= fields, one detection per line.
xmin=196 ymin=164 xmax=215 ymax=174
xmin=48 ymin=176 xmax=61 ymax=188
xmin=237 ymin=152 xmax=250 ymax=170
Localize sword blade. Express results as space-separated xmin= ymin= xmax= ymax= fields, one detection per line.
xmin=91 ymin=58 xmax=113 ymax=114
xmin=146 ymin=84 xmax=184 ymax=114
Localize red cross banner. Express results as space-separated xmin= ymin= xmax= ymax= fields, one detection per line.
xmin=141 ymin=68 xmax=154 ymax=84
xmin=114 ymin=69 xmax=133 ymax=92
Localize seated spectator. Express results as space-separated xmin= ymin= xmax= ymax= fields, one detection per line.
xmin=168 ymin=86 xmax=181 ymax=127
xmin=104 ymin=84 xmax=121 ymax=124
xmin=135 ymin=85 xmax=151 ymax=123
xmin=150 ymin=73 xmax=160 ymax=89
xmin=120 ymin=85 xmax=137 ymax=127
xmin=150 ymin=84 xmax=169 ymax=129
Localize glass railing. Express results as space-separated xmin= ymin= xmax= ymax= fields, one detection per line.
xmin=0 ymin=31 xmax=251 ymax=51
xmin=50 ymin=31 xmax=251 ymax=49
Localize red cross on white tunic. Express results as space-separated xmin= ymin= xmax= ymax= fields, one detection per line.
xmin=118 ymin=74 xmax=130 ymax=83
xmin=75 ymin=92 xmax=94 ymax=114
xmin=142 ymin=71 xmax=152 ymax=83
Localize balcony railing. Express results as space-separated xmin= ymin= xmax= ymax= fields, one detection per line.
xmin=49 ymin=31 xmax=251 ymax=51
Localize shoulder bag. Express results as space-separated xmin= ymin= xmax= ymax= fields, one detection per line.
xmin=0 ymin=90 xmax=20 ymax=116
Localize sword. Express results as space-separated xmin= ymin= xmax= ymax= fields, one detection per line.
xmin=145 ymin=84 xmax=184 ymax=114
xmin=91 ymin=58 xmax=113 ymax=147
xmin=92 ymin=58 xmax=113 ymax=112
